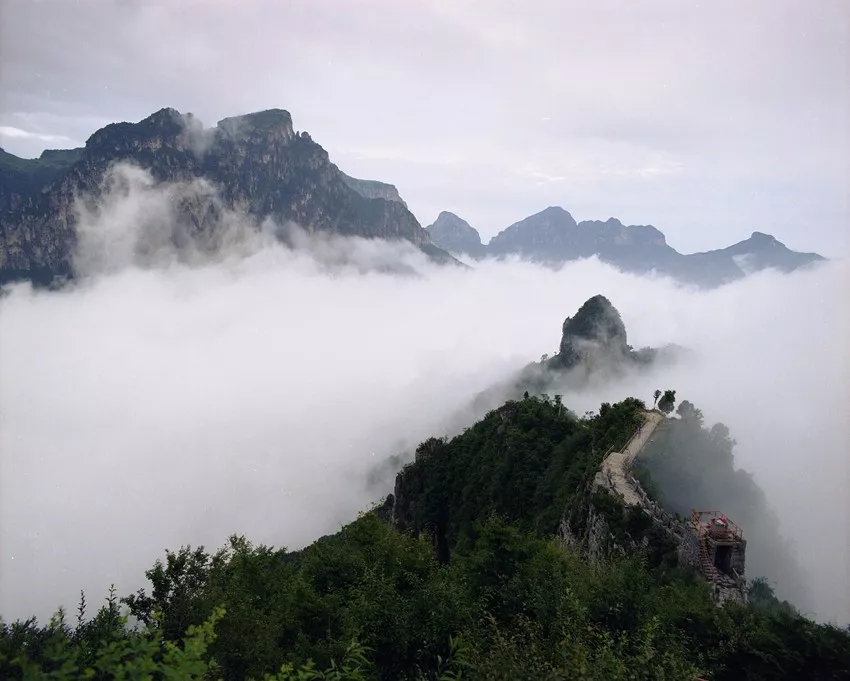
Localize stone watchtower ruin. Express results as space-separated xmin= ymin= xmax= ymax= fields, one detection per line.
xmin=690 ymin=510 xmax=747 ymax=603
xmin=579 ymin=409 xmax=749 ymax=605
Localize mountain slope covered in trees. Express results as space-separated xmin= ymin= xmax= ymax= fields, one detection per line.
xmin=634 ymin=400 xmax=811 ymax=612
xmin=3 ymin=395 xmax=848 ymax=680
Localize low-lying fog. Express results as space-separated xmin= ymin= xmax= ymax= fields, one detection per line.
xmin=1 ymin=170 xmax=848 ymax=625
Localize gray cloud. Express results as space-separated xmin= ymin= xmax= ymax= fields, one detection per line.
xmin=0 ymin=170 xmax=848 ymax=625
xmin=0 ymin=125 xmax=77 ymax=145
xmin=1 ymin=0 xmax=847 ymax=254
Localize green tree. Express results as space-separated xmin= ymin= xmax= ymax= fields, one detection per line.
xmin=0 ymin=604 xmax=225 ymax=680
xmin=652 ymin=389 xmax=661 ymax=408
xmin=5 ymin=394 xmax=850 ymax=681
xmin=675 ymin=399 xmax=703 ymax=424
xmin=657 ymin=390 xmax=676 ymax=415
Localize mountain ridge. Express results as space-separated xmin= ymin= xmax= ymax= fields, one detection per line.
xmin=425 ymin=211 xmax=486 ymax=259
xmin=0 ymin=108 xmax=451 ymax=285
xmin=426 ymin=206 xmax=825 ymax=287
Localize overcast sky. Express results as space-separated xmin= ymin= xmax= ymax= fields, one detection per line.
xmin=0 ymin=0 xmax=848 ymax=254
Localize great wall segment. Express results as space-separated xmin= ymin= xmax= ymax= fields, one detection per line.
xmin=588 ymin=409 xmax=748 ymax=605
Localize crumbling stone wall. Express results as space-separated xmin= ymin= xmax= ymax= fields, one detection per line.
xmin=568 ymin=409 xmax=747 ymax=604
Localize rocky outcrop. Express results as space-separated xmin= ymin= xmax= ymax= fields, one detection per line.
xmin=469 ymin=296 xmax=685 ymax=416
xmin=555 ymin=295 xmax=630 ymax=368
xmin=425 ymin=206 xmax=825 ymax=288
xmin=0 ymin=108 xmax=450 ymax=285
xmin=547 ymin=295 xmax=686 ymax=375
xmin=341 ymin=173 xmax=408 ymax=207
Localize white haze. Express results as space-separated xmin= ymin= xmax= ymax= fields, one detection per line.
xmin=1 ymin=169 xmax=848 ymax=626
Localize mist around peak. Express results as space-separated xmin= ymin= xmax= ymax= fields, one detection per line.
xmin=69 ymin=162 xmax=437 ymax=280
xmin=0 ymin=173 xmax=847 ymax=626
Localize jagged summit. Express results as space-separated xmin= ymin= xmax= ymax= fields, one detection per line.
xmin=466 ymin=295 xmax=681 ymax=418
xmin=84 ymin=108 xmax=298 ymax=154
xmin=485 ymin=205 xmax=674 ymax=267
xmin=0 ymin=107 xmax=452 ymax=285
xmin=216 ymin=109 xmax=295 ymax=142
xmin=85 ymin=107 xmax=185 ymax=150
xmin=425 ymin=206 xmax=823 ymax=286
xmin=555 ymin=294 xmax=629 ymax=367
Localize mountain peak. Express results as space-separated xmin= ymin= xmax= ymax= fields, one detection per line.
xmin=533 ymin=205 xmax=577 ymax=226
xmin=487 ymin=206 xmax=578 ymax=259
xmin=145 ymin=107 xmax=182 ymax=123
xmin=555 ymin=295 xmax=629 ymax=367
xmin=83 ymin=107 xmax=190 ymax=154
xmin=749 ymin=231 xmax=778 ymax=244
xmin=215 ymin=109 xmax=294 ymax=143
xmin=426 ymin=211 xmax=484 ymax=258
xmin=560 ymin=295 xmax=627 ymax=348
xmin=0 ymin=107 xmax=452 ymax=285
xmin=541 ymin=205 xmax=573 ymax=217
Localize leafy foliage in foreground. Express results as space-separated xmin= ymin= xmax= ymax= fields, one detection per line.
xmin=3 ymin=397 xmax=849 ymax=680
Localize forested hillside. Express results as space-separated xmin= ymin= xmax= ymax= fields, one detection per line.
xmin=634 ymin=400 xmax=811 ymax=610
xmin=2 ymin=397 xmax=849 ymax=680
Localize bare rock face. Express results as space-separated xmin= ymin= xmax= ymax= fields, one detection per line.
xmin=554 ymin=295 xmax=630 ymax=369
xmin=0 ymin=108 xmax=446 ymax=285
xmin=340 ymin=173 xmax=408 ymax=208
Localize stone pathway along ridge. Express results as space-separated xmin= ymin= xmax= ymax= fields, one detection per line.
xmin=594 ymin=410 xmax=664 ymax=506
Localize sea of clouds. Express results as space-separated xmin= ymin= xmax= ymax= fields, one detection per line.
xmin=1 ymin=165 xmax=847 ymax=624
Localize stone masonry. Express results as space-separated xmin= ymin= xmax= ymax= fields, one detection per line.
xmin=587 ymin=409 xmax=748 ymax=604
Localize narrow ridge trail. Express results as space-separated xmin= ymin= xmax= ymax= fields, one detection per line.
xmin=594 ymin=410 xmax=664 ymax=506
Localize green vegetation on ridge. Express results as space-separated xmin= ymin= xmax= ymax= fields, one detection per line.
xmin=2 ymin=396 xmax=848 ymax=680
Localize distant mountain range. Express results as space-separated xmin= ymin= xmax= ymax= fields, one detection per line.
xmin=0 ymin=108 xmax=452 ymax=285
xmin=0 ymin=108 xmax=826 ymax=288
xmin=426 ymin=207 xmax=825 ymax=287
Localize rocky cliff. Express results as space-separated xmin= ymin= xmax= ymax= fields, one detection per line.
xmin=427 ymin=206 xmax=825 ymax=287
xmin=340 ymin=173 xmax=408 ymax=207
xmin=554 ymin=294 xmax=631 ymax=369
xmin=0 ymin=147 xmax=82 ymax=216
xmin=0 ymin=108 xmax=448 ymax=285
